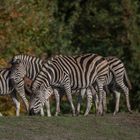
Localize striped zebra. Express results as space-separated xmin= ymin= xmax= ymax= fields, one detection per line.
xmin=9 ymin=55 xmax=46 ymax=115
xmin=10 ymin=54 xmax=98 ymax=116
xmin=9 ymin=54 xmax=107 ymax=116
xmin=29 ymin=54 xmax=109 ymax=116
xmin=106 ymin=56 xmax=132 ymax=115
xmin=10 ymin=54 xmax=62 ymax=116
xmin=77 ymin=56 xmax=132 ymax=116
xmin=0 ymin=68 xmax=20 ymax=116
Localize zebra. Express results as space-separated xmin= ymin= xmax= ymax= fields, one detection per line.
xmin=9 ymin=55 xmax=46 ymax=115
xmin=10 ymin=54 xmax=131 ymax=114
xmin=23 ymin=76 xmax=94 ymax=116
xmin=9 ymin=54 xmax=107 ymax=116
xmin=0 ymin=68 xmax=20 ymax=116
xmin=29 ymin=54 xmax=109 ymax=116
xmin=9 ymin=54 xmax=62 ymax=116
xmin=0 ymin=67 xmax=40 ymax=116
xmin=77 ymin=56 xmax=132 ymax=116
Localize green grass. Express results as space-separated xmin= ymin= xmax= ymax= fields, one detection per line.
xmin=0 ymin=113 xmax=140 ymax=140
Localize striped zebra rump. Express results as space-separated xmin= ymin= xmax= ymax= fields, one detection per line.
xmin=107 ymin=56 xmax=132 ymax=114
xmin=73 ymin=56 xmax=132 ymax=116
xmin=105 ymin=56 xmax=132 ymax=89
xmin=106 ymin=57 xmax=125 ymax=81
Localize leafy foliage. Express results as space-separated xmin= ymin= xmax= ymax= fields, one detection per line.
xmin=0 ymin=0 xmax=140 ymax=115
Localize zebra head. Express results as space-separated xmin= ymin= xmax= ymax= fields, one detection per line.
xmin=29 ymin=85 xmax=53 ymax=115
xmin=9 ymin=58 xmax=26 ymax=87
xmin=10 ymin=54 xmax=24 ymax=66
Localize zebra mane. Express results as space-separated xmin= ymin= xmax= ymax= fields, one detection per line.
xmin=12 ymin=54 xmax=42 ymax=62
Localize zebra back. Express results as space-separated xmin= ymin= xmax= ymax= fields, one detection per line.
xmin=32 ymin=53 xmax=109 ymax=91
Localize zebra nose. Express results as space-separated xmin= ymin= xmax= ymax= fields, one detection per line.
xmin=29 ymin=108 xmax=35 ymax=116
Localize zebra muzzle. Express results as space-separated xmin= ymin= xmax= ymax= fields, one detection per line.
xmin=29 ymin=108 xmax=35 ymax=116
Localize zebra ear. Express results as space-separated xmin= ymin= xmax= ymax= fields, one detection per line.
xmin=10 ymin=59 xmax=21 ymax=65
xmin=47 ymin=60 xmax=51 ymax=64
xmin=16 ymin=59 xmax=21 ymax=64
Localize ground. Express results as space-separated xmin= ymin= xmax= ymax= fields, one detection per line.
xmin=0 ymin=112 xmax=140 ymax=140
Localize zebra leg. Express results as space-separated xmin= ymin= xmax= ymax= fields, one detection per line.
xmin=84 ymin=88 xmax=92 ymax=116
xmin=95 ymin=94 xmax=99 ymax=112
xmin=15 ymin=80 xmax=29 ymax=113
xmin=67 ymin=93 xmax=76 ymax=116
xmin=44 ymin=99 xmax=51 ymax=117
xmin=96 ymin=80 xmax=104 ymax=115
xmin=121 ymin=86 xmax=132 ymax=113
xmin=65 ymin=87 xmax=75 ymax=116
xmin=116 ymin=81 xmax=132 ymax=113
xmin=102 ymin=90 xmax=107 ymax=113
xmin=53 ymin=88 xmax=61 ymax=116
xmin=113 ymin=90 xmax=121 ymax=116
xmin=76 ymin=88 xmax=86 ymax=116
xmin=93 ymin=93 xmax=99 ymax=113
xmin=91 ymin=86 xmax=99 ymax=113
xmin=40 ymin=107 xmax=45 ymax=116
xmin=11 ymin=92 xmax=20 ymax=116
xmin=103 ymin=85 xmax=110 ymax=112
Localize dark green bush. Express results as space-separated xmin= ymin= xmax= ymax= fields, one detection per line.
xmin=0 ymin=0 xmax=140 ymax=115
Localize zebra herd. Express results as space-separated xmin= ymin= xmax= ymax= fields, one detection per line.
xmin=0 ymin=53 xmax=132 ymax=117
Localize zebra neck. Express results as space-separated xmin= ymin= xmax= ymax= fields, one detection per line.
xmin=25 ymin=63 xmax=43 ymax=80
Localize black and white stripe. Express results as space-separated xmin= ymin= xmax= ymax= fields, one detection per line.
xmin=10 ymin=54 xmax=45 ymax=114
xmin=10 ymin=54 xmax=61 ymax=116
xmin=80 ymin=56 xmax=132 ymax=116
xmin=106 ymin=56 xmax=132 ymax=115
xmin=0 ymin=68 xmax=20 ymax=116
xmin=29 ymin=54 xmax=109 ymax=116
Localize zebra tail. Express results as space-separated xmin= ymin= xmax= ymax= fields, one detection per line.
xmin=124 ymin=69 xmax=132 ymax=90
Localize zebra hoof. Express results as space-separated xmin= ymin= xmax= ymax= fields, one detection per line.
xmin=76 ymin=113 xmax=79 ymax=116
xmin=96 ymin=109 xmax=103 ymax=116
xmin=72 ymin=114 xmax=76 ymax=117
xmin=113 ymin=111 xmax=117 ymax=116
xmin=47 ymin=113 xmax=51 ymax=117
xmin=55 ymin=112 xmax=62 ymax=116
xmin=101 ymin=112 xmax=105 ymax=116
xmin=96 ymin=112 xmax=101 ymax=116
xmin=129 ymin=110 xmax=133 ymax=114
xmin=84 ymin=113 xmax=89 ymax=116
xmin=55 ymin=114 xmax=58 ymax=117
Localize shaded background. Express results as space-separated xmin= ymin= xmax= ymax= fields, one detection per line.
xmin=0 ymin=0 xmax=140 ymax=115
